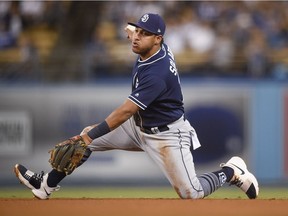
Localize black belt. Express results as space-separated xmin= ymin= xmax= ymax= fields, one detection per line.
xmin=140 ymin=125 xmax=169 ymax=134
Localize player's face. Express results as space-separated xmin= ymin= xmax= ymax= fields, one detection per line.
xmin=131 ymin=27 xmax=163 ymax=60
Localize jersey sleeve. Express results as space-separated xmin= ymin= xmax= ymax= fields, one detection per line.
xmin=128 ymin=75 xmax=166 ymax=110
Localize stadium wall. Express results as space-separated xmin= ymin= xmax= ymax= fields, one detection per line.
xmin=0 ymin=80 xmax=287 ymax=185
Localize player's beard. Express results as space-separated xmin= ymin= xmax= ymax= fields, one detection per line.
xmin=132 ymin=43 xmax=156 ymax=60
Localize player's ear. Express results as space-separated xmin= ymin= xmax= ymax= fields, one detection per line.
xmin=154 ymin=35 xmax=162 ymax=45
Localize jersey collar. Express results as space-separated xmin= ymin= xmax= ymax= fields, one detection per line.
xmin=137 ymin=44 xmax=166 ymax=67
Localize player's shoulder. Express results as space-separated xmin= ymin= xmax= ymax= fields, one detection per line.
xmin=164 ymin=43 xmax=176 ymax=61
xmin=138 ymin=44 xmax=168 ymax=65
xmin=148 ymin=44 xmax=171 ymax=67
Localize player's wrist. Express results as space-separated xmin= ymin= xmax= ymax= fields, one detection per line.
xmin=81 ymin=133 xmax=93 ymax=145
xmin=87 ymin=121 xmax=111 ymax=140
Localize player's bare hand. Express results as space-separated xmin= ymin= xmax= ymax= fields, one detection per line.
xmin=81 ymin=133 xmax=93 ymax=145
xmin=125 ymin=25 xmax=135 ymax=41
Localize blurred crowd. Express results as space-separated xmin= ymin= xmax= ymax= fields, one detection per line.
xmin=0 ymin=1 xmax=288 ymax=82
xmin=0 ymin=1 xmax=64 ymax=47
xmin=102 ymin=1 xmax=288 ymax=79
xmin=0 ymin=1 xmax=66 ymax=81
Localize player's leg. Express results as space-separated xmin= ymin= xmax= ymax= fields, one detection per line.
xmin=184 ymin=121 xmax=258 ymax=199
xmin=141 ymin=129 xmax=207 ymax=199
xmin=88 ymin=118 xmax=142 ymax=152
xmin=143 ymin=132 xmax=236 ymax=199
xmin=14 ymin=119 xmax=141 ymax=199
xmin=45 ymin=119 xmax=142 ymax=191
xmin=142 ymin=119 xmax=258 ymax=199
xmin=14 ymin=148 xmax=93 ymax=199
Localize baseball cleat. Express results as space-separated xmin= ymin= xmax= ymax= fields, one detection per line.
xmin=14 ymin=164 xmax=60 ymax=200
xmin=220 ymin=156 xmax=259 ymax=199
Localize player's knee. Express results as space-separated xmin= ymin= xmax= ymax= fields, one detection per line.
xmin=175 ymin=187 xmax=204 ymax=199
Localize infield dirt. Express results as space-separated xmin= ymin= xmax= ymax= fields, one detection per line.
xmin=0 ymin=198 xmax=287 ymax=216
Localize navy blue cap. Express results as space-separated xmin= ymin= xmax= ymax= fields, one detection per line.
xmin=128 ymin=13 xmax=166 ymax=35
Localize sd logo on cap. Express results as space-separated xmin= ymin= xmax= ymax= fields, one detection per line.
xmin=128 ymin=13 xmax=166 ymax=36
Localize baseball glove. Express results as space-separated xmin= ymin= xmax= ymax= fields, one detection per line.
xmin=48 ymin=135 xmax=88 ymax=175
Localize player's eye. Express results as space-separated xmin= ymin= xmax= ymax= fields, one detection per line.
xmin=135 ymin=28 xmax=154 ymax=37
xmin=142 ymin=31 xmax=154 ymax=37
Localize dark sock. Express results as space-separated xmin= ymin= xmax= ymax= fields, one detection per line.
xmin=198 ymin=167 xmax=235 ymax=197
xmin=213 ymin=167 xmax=234 ymax=183
xmin=47 ymin=169 xmax=66 ymax=187
xmin=198 ymin=172 xmax=221 ymax=196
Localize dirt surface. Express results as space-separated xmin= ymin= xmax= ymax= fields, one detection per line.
xmin=1 ymin=198 xmax=287 ymax=216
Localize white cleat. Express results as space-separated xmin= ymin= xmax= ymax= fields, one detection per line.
xmin=14 ymin=164 xmax=60 ymax=200
xmin=221 ymin=156 xmax=259 ymax=199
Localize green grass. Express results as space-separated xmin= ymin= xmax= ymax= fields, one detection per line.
xmin=1 ymin=186 xmax=287 ymax=199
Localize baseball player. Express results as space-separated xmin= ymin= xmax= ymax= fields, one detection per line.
xmin=14 ymin=13 xmax=259 ymax=200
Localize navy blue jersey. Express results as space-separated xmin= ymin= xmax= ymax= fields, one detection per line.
xmin=128 ymin=43 xmax=184 ymax=128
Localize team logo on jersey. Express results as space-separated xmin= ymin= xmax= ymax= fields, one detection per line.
xmin=141 ymin=14 xmax=149 ymax=22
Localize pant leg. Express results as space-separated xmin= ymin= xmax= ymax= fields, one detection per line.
xmin=88 ymin=118 xmax=143 ymax=152
xmin=47 ymin=119 xmax=143 ymax=187
xmin=141 ymin=120 xmax=205 ymax=199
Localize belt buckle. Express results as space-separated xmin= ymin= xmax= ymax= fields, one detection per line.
xmin=140 ymin=126 xmax=169 ymax=134
xmin=151 ymin=127 xmax=160 ymax=134
xmin=140 ymin=127 xmax=158 ymax=134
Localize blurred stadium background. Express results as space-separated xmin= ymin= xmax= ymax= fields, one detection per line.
xmin=0 ymin=1 xmax=288 ymax=191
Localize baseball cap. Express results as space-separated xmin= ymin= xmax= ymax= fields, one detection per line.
xmin=128 ymin=13 xmax=166 ymax=35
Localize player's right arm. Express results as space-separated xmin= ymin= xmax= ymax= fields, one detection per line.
xmin=105 ymin=99 xmax=139 ymax=130
xmin=81 ymin=99 xmax=140 ymax=144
